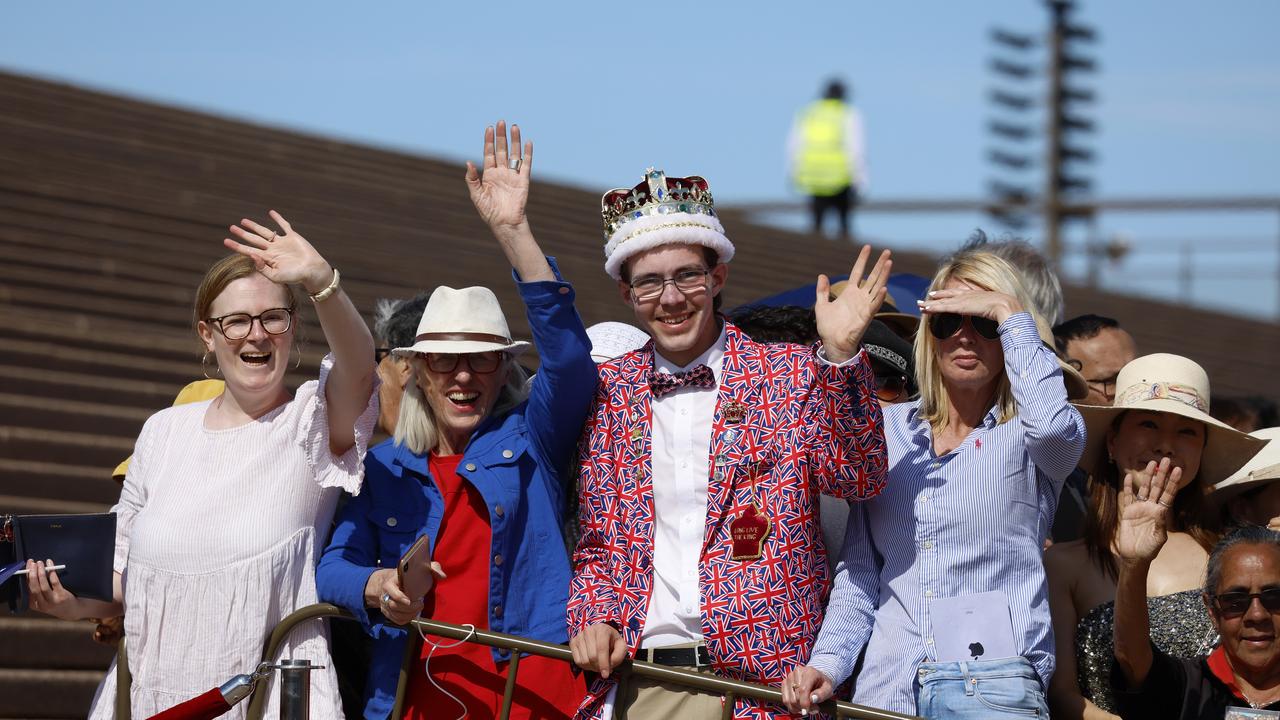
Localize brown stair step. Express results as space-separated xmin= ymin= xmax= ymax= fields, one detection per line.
xmin=0 ymin=261 xmax=193 ymax=306
xmin=0 ymin=668 xmax=106 ymax=718
xmin=0 ymin=282 xmax=195 ymax=331
xmin=0 ymin=427 xmax=135 ymax=479
xmin=0 ymin=453 xmax=127 ymax=506
xmin=0 ymin=492 xmax=112 ymax=515
xmin=0 ymin=393 xmax=151 ymax=435
xmin=0 ymin=616 xmax=116 ymax=670
xmin=0 ymin=366 xmax=178 ymax=409
xmin=0 ymin=238 xmax=206 ymax=290
xmin=0 ymin=336 xmax=205 ymax=387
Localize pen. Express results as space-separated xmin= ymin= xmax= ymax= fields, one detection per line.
xmin=13 ymin=564 xmax=66 ymax=575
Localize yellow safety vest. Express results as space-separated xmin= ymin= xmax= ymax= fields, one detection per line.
xmin=794 ymin=99 xmax=854 ymax=196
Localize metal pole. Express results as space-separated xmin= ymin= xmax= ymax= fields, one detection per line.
xmin=1044 ymin=1 xmax=1067 ymax=267
xmin=278 ymin=659 xmax=316 ymax=720
xmin=720 ymin=691 xmax=737 ymax=720
xmin=410 ymin=617 xmax=918 ymax=720
xmin=498 ymin=652 xmax=521 ymax=720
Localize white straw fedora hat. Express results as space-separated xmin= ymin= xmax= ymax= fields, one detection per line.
xmin=1076 ymin=353 xmax=1267 ymax=484
xmin=392 ymin=286 xmax=531 ymax=357
xmin=1212 ymin=427 xmax=1280 ymax=501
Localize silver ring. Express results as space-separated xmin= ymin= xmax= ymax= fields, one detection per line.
xmin=512 ymin=158 xmax=522 ymax=171
xmin=1156 ymin=500 xmax=1172 ymax=508
xmin=380 ymin=592 xmax=391 ymax=605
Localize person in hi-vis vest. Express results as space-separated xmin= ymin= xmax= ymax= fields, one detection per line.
xmin=787 ymin=79 xmax=867 ymax=240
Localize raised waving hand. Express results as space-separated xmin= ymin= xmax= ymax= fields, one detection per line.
xmin=815 ymin=245 xmax=892 ymax=363
xmin=1115 ymin=457 xmax=1183 ymax=566
xmin=465 ymin=121 xmax=553 ymax=282
xmin=225 ymin=210 xmax=333 ymax=294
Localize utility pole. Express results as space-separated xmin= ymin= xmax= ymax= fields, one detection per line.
xmin=1044 ymin=0 xmax=1098 ymax=266
xmin=986 ymin=28 xmax=1038 ymax=231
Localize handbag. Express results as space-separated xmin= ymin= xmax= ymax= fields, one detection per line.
xmin=0 ymin=512 xmax=116 ymax=613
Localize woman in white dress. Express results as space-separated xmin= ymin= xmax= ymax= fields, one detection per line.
xmin=24 ymin=210 xmax=378 ymax=719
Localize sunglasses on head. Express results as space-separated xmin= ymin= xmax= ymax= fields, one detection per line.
xmin=928 ymin=313 xmax=1000 ymax=341
xmin=1211 ymin=588 xmax=1280 ymax=618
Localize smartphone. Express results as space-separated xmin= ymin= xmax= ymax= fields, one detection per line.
xmin=397 ymin=535 xmax=435 ymax=601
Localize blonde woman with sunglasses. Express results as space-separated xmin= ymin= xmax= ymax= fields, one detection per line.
xmin=785 ymin=250 xmax=1087 ymax=719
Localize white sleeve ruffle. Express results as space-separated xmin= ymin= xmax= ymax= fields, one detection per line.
xmin=296 ymin=353 xmax=379 ymax=495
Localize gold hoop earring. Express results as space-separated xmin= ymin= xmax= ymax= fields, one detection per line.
xmin=201 ymin=351 xmax=220 ymax=379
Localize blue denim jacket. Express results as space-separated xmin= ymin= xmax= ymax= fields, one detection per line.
xmin=315 ymin=262 xmax=596 ymax=719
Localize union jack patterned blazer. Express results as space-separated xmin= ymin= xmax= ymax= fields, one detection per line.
xmin=567 ymin=320 xmax=888 ymax=719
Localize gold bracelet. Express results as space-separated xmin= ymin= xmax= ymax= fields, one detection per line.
xmin=309 ymin=267 xmax=341 ymax=303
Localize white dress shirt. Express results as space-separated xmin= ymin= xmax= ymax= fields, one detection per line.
xmin=640 ymin=325 xmax=727 ymax=648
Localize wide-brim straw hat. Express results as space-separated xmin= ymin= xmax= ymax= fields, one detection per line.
xmin=1075 ymin=353 xmax=1267 ymax=483
xmin=393 ymin=286 xmax=531 ymax=357
xmin=1212 ymin=427 xmax=1280 ymax=501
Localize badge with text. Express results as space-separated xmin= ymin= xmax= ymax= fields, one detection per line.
xmin=722 ymin=400 xmax=747 ymax=424
xmin=730 ymin=503 xmax=771 ymax=560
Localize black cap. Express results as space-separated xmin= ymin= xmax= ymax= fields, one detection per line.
xmin=862 ymin=320 xmax=915 ymax=389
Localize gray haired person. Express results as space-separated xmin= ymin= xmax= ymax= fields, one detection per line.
xmin=948 ymin=231 xmax=1065 ymax=325
xmin=373 ymin=293 xmax=430 ymax=435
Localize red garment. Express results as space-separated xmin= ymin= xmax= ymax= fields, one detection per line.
xmin=401 ymin=453 xmax=583 ymax=720
xmin=1206 ymin=646 xmax=1250 ymax=703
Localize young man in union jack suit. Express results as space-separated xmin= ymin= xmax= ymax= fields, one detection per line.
xmin=566 ymin=168 xmax=892 ymax=719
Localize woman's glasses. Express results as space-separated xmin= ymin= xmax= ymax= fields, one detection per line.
xmin=1211 ymin=588 xmax=1280 ymax=618
xmin=421 ymin=351 xmax=503 ymax=374
xmin=207 ymin=308 xmax=293 ymax=340
xmin=928 ymin=313 xmax=1000 ymax=341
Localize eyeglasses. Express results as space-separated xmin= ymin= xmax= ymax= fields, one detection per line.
xmin=928 ymin=313 xmax=1000 ymax=341
xmin=207 ymin=308 xmax=294 ymax=340
xmin=375 ymin=347 xmax=394 ymax=364
xmin=420 ymin=351 xmax=503 ymax=374
xmin=1210 ymin=588 xmax=1280 ymax=618
xmin=874 ymin=373 xmax=910 ymax=403
xmin=629 ymin=268 xmax=710 ymax=301
xmin=1086 ymin=375 xmax=1119 ymax=399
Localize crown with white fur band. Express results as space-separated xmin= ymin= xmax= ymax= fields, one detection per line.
xmin=601 ymin=168 xmax=735 ymax=280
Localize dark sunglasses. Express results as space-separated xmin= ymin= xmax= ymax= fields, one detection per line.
xmin=1211 ymin=588 xmax=1280 ymax=618
xmin=874 ymin=373 xmax=909 ymax=402
xmin=928 ymin=313 xmax=1000 ymax=341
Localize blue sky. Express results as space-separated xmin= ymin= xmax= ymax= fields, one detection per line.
xmin=3 ymin=1 xmax=1278 ymax=318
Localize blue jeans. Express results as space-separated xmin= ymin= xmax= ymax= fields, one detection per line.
xmin=914 ymin=657 xmax=1048 ymax=719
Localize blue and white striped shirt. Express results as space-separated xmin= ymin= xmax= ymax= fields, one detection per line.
xmin=808 ymin=312 xmax=1086 ymax=715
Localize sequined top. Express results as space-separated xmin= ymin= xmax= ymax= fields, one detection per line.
xmin=1075 ymin=588 xmax=1219 ymax=713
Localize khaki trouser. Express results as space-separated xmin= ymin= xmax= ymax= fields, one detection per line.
xmin=614 ymin=643 xmax=724 ymax=720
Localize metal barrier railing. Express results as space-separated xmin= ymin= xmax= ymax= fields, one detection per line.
xmin=244 ymin=603 xmax=921 ymax=720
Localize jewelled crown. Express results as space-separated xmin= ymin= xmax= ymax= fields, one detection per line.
xmin=600 ymin=168 xmax=717 ymax=241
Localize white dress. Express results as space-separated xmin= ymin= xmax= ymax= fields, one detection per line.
xmin=88 ymin=357 xmax=377 ymax=719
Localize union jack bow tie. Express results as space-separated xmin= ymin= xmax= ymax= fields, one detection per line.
xmin=649 ymin=364 xmax=716 ymax=398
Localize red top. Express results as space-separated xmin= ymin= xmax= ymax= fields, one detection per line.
xmin=401 ymin=453 xmax=583 ymax=720
xmin=1207 ymin=645 xmax=1250 ymax=703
